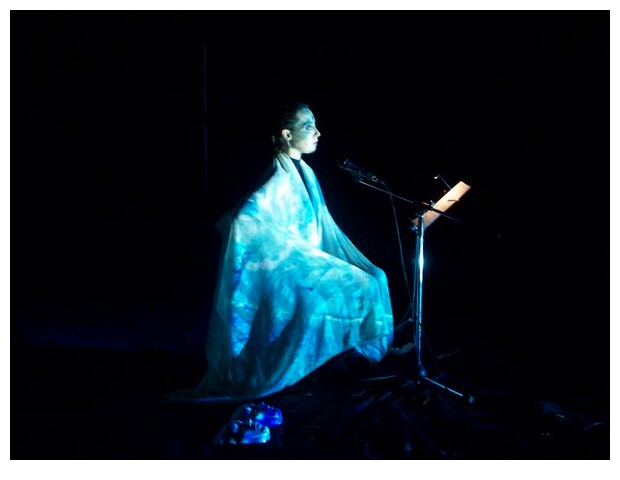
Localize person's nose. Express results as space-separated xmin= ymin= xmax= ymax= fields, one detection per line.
xmin=315 ymin=128 xmax=321 ymax=138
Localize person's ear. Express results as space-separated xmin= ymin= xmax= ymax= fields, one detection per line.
xmin=282 ymin=129 xmax=292 ymax=141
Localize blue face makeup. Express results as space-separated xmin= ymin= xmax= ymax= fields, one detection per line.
xmin=289 ymin=109 xmax=320 ymax=156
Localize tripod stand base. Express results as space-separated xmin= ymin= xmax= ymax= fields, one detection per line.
xmin=352 ymin=354 xmax=475 ymax=404
xmin=354 ymin=371 xmax=475 ymax=405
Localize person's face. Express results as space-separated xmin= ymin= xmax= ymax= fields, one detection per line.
xmin=284 ymin=108 xmax=321 ymax=158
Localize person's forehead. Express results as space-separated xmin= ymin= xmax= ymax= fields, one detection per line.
xmin=295 ymin=108 xmax=315 ymax=124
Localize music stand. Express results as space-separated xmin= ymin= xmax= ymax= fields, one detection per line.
xmin=410 ymin=181 xmax=475 ymax=403
xmin=343 ymin=171 xmax=475 ymax=403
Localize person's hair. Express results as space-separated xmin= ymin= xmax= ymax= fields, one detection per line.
xmin=270 ymin=101 xmax=311 ymax=153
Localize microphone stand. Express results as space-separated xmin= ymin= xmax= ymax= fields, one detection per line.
xmin=350 ymin=176 xmax=475 ymax=404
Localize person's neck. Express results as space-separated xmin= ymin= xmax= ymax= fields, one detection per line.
xmin=286 ymin=149 xmax=302 ymax=161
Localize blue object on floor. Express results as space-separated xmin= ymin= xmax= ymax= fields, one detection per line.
xmin=232 ymin=402 xmax=284 ymax=428
xmin=213 ymin=418 xmax=271 ymax=445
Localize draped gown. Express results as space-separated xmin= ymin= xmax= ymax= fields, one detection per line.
xmin=183 ymin=152 xmax=394 ymax=402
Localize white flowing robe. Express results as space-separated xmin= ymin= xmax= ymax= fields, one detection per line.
xmin=194 ymin=153 xmax=394 ymax=401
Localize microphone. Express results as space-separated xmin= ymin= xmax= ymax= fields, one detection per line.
xmin=338 ymin=159 xmax=385 ymax=185
xmin=433 ymin=173 xmax=453 ymax=191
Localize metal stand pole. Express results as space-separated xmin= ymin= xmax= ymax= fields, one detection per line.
xmin=411 ymin=213 xmax=474 ymax=404
xmin=413 ymin=212 xmax=426 ymax=379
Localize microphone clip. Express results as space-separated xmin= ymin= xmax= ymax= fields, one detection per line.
xmin=338 ymin=159 xmax=386 ymax=185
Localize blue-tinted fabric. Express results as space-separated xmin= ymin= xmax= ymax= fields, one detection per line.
xmin=191 ymin=153 xmax=394 ymax=401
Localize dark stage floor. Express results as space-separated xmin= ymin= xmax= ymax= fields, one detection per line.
xmin=11 ymin=337 xmax=609 ymax=461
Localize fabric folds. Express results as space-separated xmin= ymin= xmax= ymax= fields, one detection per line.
xmin=185 ymin=153 xmax=394 ymax=401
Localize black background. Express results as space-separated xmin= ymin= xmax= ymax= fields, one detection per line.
xmin=11 ymin=11 xmax=609 ymax=400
